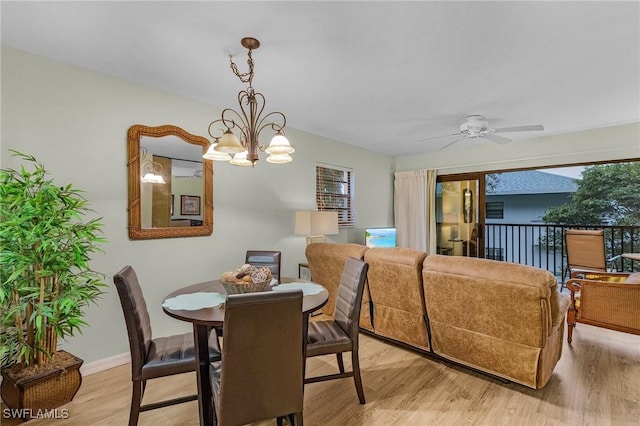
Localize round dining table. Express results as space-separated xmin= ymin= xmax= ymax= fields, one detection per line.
xmin=162 ymin=277 xmax=328 ymax=426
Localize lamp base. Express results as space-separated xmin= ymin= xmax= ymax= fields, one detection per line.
xmin=305 ymin=235 xmax=326 ymax=246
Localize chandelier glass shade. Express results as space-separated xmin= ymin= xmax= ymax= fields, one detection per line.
xmin=229 ymin=150 xmax=253 ymax=167
xmin=206 ymin=37 xmax=294 ymax=167
xmin=140 ymin=148 xmax=166 ymax=184
xmin=202 ymin=140 xmax=232 ymax=161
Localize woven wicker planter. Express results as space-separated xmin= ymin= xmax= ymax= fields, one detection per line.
xmin=1 ymin=351 xmax=83 ymax=417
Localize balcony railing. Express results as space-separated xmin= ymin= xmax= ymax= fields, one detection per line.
xmin=482 ymin=224 xmax=639 ymax=282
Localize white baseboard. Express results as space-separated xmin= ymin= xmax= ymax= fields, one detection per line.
xmin=80 ymin=352 xmax=131 ymax=376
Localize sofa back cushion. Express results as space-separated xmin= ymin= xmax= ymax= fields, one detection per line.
xmin=364 ymin=248 xmax=429 ymax=351
xmin=422 ymin=255 xmax=562 ymax=348
xmin=305 ymin=243 xmax=368 ymax=315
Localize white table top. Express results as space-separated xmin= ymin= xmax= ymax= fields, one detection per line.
xmin=622 ymin=253 xmax=640 ymax=261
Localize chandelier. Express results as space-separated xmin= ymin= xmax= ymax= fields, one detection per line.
xmin=203 ymin=37 xmax=294 ymax=167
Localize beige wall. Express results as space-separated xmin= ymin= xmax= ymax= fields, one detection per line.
xmin=1 ymin=47 xmax=395 ymax=364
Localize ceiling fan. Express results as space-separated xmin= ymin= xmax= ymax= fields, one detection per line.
xmin=418 ymin=115 xmax=544 ymax=150
xmin=175 ymin=169 xmax=203 ymax=179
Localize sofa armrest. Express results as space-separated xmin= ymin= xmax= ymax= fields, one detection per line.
xmin=567 ymin=278 xmax=640 ymax=331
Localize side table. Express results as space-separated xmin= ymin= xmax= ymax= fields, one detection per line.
xmin=298 ymin=262 xmax=310 ymax=280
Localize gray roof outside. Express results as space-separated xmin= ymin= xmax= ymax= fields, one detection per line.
xmin=488 ymin=170 xmax=579 ymax=195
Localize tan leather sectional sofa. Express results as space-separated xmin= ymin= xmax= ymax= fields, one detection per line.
xmin=305 ymin=243 xmax=571 ymax=389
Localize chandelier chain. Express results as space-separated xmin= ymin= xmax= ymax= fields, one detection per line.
xmin=229 ymin=48 xmax=255 ymax=87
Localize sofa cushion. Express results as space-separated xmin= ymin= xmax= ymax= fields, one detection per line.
xmin=364 ymin=247 xmax=429 ymax=351
xmin=423 ymin=255 xmax=565 ymax=348
xmin=584 ymin=272 xmax=628 ymax=282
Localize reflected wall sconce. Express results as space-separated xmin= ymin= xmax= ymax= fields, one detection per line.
xmin=295 ymin=211 xmax=339 ymax=245
xmin=205 ymin=37 xmax=294 ymax=167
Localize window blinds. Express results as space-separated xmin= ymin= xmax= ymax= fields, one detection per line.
xmin=316 ymin=165 xmax=354 ymax=227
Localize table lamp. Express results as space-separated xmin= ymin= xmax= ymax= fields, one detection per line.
xmin=295 ymin=211 xmax=339 ymax=245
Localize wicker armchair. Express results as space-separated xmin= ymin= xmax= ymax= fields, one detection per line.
xmin=566 ymin=271 xmax=640 ymax=343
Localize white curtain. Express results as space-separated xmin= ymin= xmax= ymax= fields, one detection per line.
xmin=394 ymin=169 xmax=437 ymax=253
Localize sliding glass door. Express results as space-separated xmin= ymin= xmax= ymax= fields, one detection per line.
xmin=435 ymin=174 xmax=484 ymax=257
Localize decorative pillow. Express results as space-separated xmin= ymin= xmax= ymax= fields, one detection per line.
xmin=583 ymin=273 xmax=627 ymax=282
xmin=624 ymin=272 xmax=640 ymax=284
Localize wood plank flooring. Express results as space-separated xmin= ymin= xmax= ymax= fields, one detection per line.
xmin=2 ymin=323 xmax=638 ymax=425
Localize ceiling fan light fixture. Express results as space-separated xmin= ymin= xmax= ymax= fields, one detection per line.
xmin=420 ymin=114 xmax=545 ymax=149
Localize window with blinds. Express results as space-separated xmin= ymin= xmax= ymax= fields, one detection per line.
xmin=316 ymin=165 xmax=354 ymax=227
xmin=486 ymin=201 xmax=504 ymax=219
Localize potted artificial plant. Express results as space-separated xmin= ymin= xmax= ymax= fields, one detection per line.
xmin=0 ymin=151 xmax=107 ymax=415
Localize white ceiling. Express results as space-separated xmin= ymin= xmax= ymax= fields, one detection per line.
xmin=2 ymin=1 xmax=639 ymax=156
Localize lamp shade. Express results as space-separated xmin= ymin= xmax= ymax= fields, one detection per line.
xmin=214 ymin=129 xmax=245 ymax=153
xmin=265 ymin=131 xmax=295 ymax=155
xmin=141 ymin=173 xmax=166 ymax=184
xmin=266 ymin=153 xmax=293 ymax=164
xmin=230 ymin=150 xmax=253 ymax=167
xmin=203 ymin=143 xmax=232 ymax=161
xmin=295 ymin=211 xmax=339 ymax=236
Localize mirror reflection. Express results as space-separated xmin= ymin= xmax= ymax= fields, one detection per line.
xmin=127 ymin=125 xmax=213 ymax=240
xmin=140 ymin=136 xmax=204 ymax=229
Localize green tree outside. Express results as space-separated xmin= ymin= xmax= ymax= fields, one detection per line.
xmin=543 ymin=162 xmax=640 ymax=226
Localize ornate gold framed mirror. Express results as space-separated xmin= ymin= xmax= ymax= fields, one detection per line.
xmin=127 ymin=124 xmax=213 ymax=239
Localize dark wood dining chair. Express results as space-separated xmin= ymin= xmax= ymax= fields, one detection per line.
xmin=210 ymin=290 xmax=304 ymax=426
xmin=245 ymin=250 xmax=282 ymax=283
xmin=304 ymin=257 xmax=369 ymax=404
xmin=113 ymin=265 xmax=221 ymax=426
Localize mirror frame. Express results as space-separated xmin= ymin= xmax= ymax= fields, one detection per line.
xmin=127 ymin=124 xmax=213 ymax=240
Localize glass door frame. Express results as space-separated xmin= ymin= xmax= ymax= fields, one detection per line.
xmin=436 ymin=173 xmax=486 ymax=258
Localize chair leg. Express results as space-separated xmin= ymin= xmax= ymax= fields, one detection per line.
xmin=336 ymin=352 xmax=345 ymax=374
xmin=293 ymin=412 xmax=304 ymax=426
xmin=567 ymin=319 xmax=576 ymax=344
xmin=129 ymin=380 xmax=144 ymax=426
xmin=351 ymin=349 xmax=366 ymax=404
xmin=277 ymin=413 xmax=301 ymax=426
xmin=567 ymin=306 xmax=577 ymax=344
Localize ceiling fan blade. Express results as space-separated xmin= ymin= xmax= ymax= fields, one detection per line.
xmin=494 ymin=125 xmax=544 ymax=132
xmin=438 ymin=137 xmax=465 ymax=150
xmin=416 ymin=133 xmax=461 ymax=143
xmin=482 ymin=134 xmax=512 ymax=144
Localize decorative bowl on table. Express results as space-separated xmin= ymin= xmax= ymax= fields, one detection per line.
xmin=220 ymin=264 xmax=274 ymax=294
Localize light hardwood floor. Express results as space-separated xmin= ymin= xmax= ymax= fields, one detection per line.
xmin=2 ymin=323 xmax=639 ymax=426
